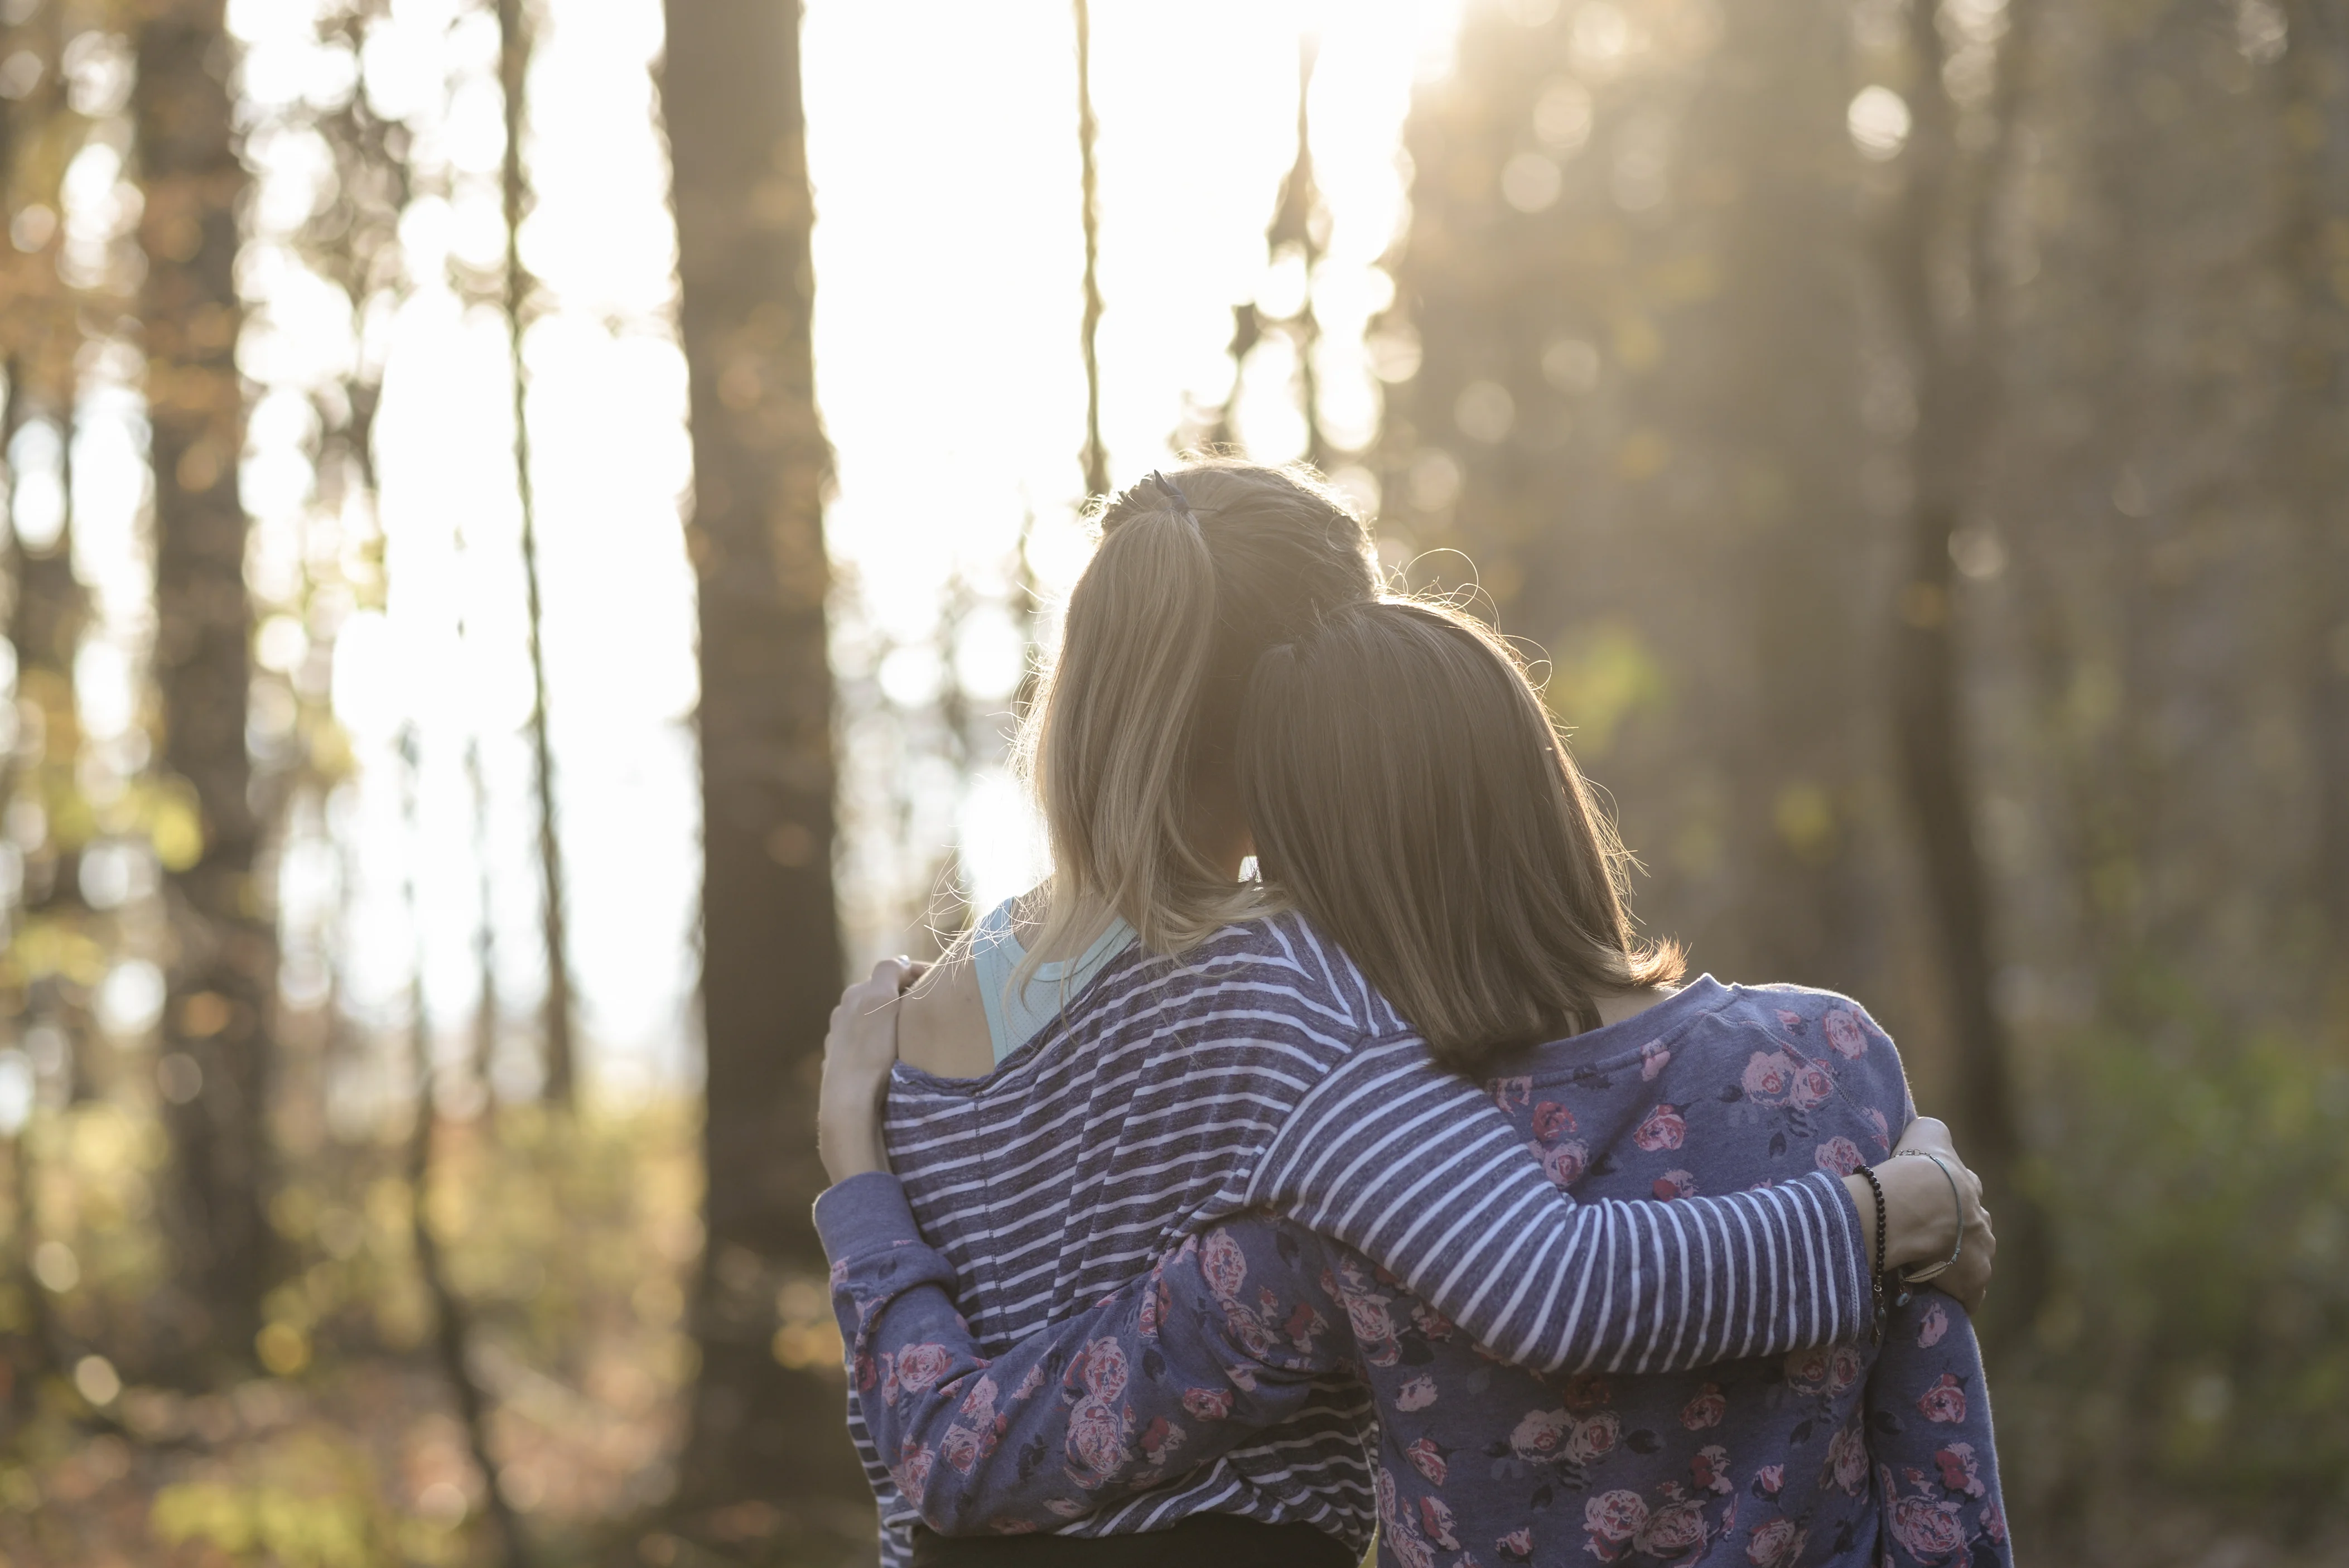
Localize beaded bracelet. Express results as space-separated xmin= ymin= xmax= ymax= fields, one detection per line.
xmin=1891 ymin=1149 xmax=1967 ymax=1284
xmin=1855 ymin=1164 xmax=1889 ymax=1335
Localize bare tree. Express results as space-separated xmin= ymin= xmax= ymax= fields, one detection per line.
xmin=658 ymin=0 xmax=861 ymax=1532
xmin=495 ymin=0 xmax=576 ymax=1108
xmin=135 ymin=0 xmax=276 ymax=1368
xmin=1073 ymin=0 xmax=1108 ymax=499
xmin=1876 ymin=0 xmax=2044 ymax=1319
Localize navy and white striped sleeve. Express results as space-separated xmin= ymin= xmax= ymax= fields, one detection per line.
xmin=1245 ymin=1038 xmax=1872 ymax=1375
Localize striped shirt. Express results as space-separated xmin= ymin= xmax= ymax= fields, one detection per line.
xmin=832 ymin=913 xmax=1868 ymax=1561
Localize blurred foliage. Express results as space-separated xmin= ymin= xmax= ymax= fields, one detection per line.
xmin=1996 ymin=974 xmax=2349 ymax=1559
xmin=0 ymin=1099 xmax=734 ymax=1566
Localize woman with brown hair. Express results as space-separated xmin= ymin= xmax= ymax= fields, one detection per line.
xmin=817 ymin=467 xmax=1991 ymax=1566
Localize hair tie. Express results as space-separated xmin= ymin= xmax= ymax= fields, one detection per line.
xmin=1146 ymin=470 xmax=1198 ymax=524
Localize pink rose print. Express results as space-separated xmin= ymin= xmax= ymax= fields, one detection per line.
xmin=1934 ymin=1443 xmax=1986 ymax=1498
xmin=1565 ymin=1411 xmax=1622 ymax=1465
xmin=1917 ymin=1301 xmax=1950 ymax=1348
xmin=1741 ymin=1050 xmax=1796 ymax=1099
xmin=1064 ymin=1396 xmax=1129 ymax=1489
xmin=1790 ymin=1062 xmax=1835 ymax=1110
xmin=1532 ymin=1100 xmax=1578 ymax=1141
xmin=1775 ymin=1009 xmax=1808 ymax=1035
xmin=854 ymin=1352 xmax=876 ymax=1394
xmin=1075 ymin=1337 xmax=1129 ymax=1400
xmin=1283 ymin=1299 xmax=1328 ymax=1352
xmin=1640 ymin=1040 xmax=1672 ymax=1080
xmin=895 ymin=1342 xmax=954 ymax=1395
xmin=1745 ymin=1517 xmax=1803 ymax=1568
xmin=958 ymin=1374 xmax=999 ymax=1422
xmin=892 ymin=1439 xmax=935 ymax=1499
xmin=1200 ymin=1231 xmax=1247 ymax=1301
xmin=1376 ymin=1469 xmax=1437 ymax=1568
xmin=1653 ymin=1170 xmax=1697 ymax=1199
xmin=1634 ymin=1103 xmax=1687 ymax=1151
xmin=1420 ymin=1495 xmax=1462 ymax=1551
xmin=1220 ymin=1301 xmax=1275 ymax=1361
xmin=1890 ymin=1494 xmax=1966 ymax=1557
xmin=1537 ymin=1138 xmax=1590 ymax=1188
xmin=942 ymin=1423 xmax=982 ymax=1474
xmin=1332 ymin=1258 xmax=1402 ymax=1367
xmin=1510 ymin=1407 xmax=1572 ymax=1462
xmin=1181 ymin=1387 xmax=1231 ymax=1421
xmin=1830 ymin=1344 xmax=1865 ymax=1394
xmin=1490 ymin=1076 xmax=1533 ymax=1115
xmin=1828 ymin=1422 xmax=1868 ymax=1495
xmin=1012 ymin=1362 xmax=1047 ymax=1401
xmin=1917 ymin=1373 xmax=1969 ymax=1424
xmin=1691 ymin=1444 xmax=1733 ymax=1495
xmin=1583 ymin=1489 xmax=1649 ymax=1557
xmin=1225 ymin=1363 xmax=1257 ymax=1392
xmin=1138 ymin=1268 xmax=1166 ymax=1337
xmin=1865 ymin=1105 xmax=1892 ymax=1152
xmin=1635 ymin=1499 xmax=1710 ymax=1556
xmin=1497 ymin=1527 xmax=1535 ymax=1562
xmin=1982 ymin=1499 xmax=2008 ymax=1542
xmin=1754 ymin=1464 xmax=1784 ymax=1497
xmin=1823 ymin=1007 xmax=1868 ymax=1059
xmin=1397 ymin=1376 xmax=1439 ymax=1412
xmin=1814 ymin=1136 xmax=1865 ymax=1176
xmin=1407 ymin=1435 xmax=1449 ymax=1485
xmin=1410 ymin=1299 xmax=1458 ymax=1340
xmin=1783 ymin=1347 xmax=1831 ymax=1392
xmin=828 ymin=1258 xmax=848 ymax=1287
xmin=1682 ymin=1382 xmax=1726 ymax=1430
xmin=1139 ymin=1415 xmax=1184 ymax=1464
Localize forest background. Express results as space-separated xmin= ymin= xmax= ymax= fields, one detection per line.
xmin=0 ymin=0 xmax=2344 ymax=1564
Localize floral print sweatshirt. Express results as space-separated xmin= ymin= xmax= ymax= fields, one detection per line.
xmin=821 ymin=980 xmax=2010 ymax=1567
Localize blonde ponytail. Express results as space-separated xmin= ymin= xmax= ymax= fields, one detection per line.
xmin=1016 ymin=460 xmax=1378 ymax=981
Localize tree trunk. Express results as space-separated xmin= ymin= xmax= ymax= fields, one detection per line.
xmin=658 ymin=0 xmax=861 ymax=1536
xmin=1878 ymin=0 xmax=2044 ymax=1323
xmin=2279 ymin=0 xmax=2349 ymax=1034
xmin=1073 ymin=0 xmax=1108 ymax=498
xmin=495 ymin=0 xmax=576 ymax=1108
xmin=135 ymin=0 xmax=274 ymax=1369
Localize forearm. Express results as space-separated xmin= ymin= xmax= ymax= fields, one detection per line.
xmin=1251 ymin=1053 xmax=1873 ymax=1376
xmin=817 ymin=1178 xmax=1337 ymax=1535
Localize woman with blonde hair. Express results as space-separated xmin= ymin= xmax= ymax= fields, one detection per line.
xmin=816 ymin=463 xmax=1990 ymax=1566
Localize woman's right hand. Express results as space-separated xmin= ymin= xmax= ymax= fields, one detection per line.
xmin=817 ymin=957 xmax=925 ymax=1186
xmin=1875 ymin=1117 xmax=1995 ymax=1315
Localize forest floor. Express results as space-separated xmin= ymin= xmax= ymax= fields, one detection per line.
xmin=0 ymin=1095 xmax=871 ymax=1568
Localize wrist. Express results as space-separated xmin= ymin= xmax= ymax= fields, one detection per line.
xmin=1876 ymin=1156 xmax=1958 ymax=1268
xmin=818 ymin=1076 xmax=891 ymax=1182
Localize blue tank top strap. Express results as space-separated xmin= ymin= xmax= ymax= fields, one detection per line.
xmin=968 ymin=899 xmax=1025 ymax=1064
xmin=967 ymin=895 xmax=1138 ymax=1064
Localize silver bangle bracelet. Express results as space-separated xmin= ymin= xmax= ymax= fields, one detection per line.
xmin=1889 ymin=1149 xmax=1966 ymax=1284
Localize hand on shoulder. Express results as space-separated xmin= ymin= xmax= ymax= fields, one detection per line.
xmin=897 ymin=952 xmax=995 ymax=1079
xmin=817 ymin=957 xmax=923 ymax=1184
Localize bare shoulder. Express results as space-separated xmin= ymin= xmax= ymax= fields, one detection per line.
xmin=898 ymin=951 xmax=996 ymax=1079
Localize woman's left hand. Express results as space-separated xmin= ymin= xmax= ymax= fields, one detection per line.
xmin=818 ymin=957 xmax=926 ymax=1184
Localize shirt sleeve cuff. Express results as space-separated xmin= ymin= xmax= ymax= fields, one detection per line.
xmin=813 ymin=1170 xmax=924 ymax=1258
xmin=1818 ymin=1168 xmax=1870 ymax=1337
